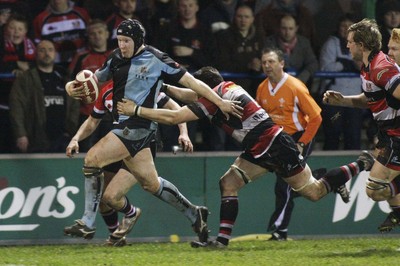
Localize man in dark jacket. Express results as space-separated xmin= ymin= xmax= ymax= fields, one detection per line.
xmin=9 ymin=40 xmax=79 ymax=153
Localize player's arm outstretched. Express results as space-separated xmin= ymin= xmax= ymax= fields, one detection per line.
xmin=66 ymin=116 xmax=101 ymax=157
xmin=322 ymin=91 xmax=368 ymax=108
xmin=117 ymin=99 xmax=197 ymax=125
xmin=162 ymin=83 xmax=199 ymax=104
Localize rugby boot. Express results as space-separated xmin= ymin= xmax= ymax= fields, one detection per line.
xmin=104 ymin=235 xmax=127 ymax=247
xmin=191 ymin=240 xmax=227 ymax=249
xmin=64 ymin=219 xmax=95 ymax=240
xmin=378 ymin=212 xmax=400 ymax=233
xmin=268 ymin=231 xmax=287 ymax=241
xmin=192 ymin=206 xmax=210 ymax=243
xmin=335 ymin=184 xmax=350 ymax=203
xmin=112 ymin=207 xmax=142 ymax=238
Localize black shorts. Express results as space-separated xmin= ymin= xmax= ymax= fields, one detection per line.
xmin=112 ymin=127 xmax=156 ymax=157
xmin=240 ymin=131 xmax=306 ymax=178
xmin=376 ymin=131 xmax=400 ymax=171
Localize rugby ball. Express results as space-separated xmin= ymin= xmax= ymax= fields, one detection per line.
xmin=75 ymin=69 xmax=99 ymax=104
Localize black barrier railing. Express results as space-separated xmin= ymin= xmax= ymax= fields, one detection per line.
xmin=0 ymin=71 xmax=361 ymax=81
xmin=219 ymin=71 xmax=360 ymax=79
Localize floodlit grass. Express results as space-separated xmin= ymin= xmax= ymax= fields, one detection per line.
xmin=0 ymin=237 xmax=399 ymax=266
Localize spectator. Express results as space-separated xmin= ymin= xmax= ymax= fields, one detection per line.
xmin=145 ymin=0 xmax=177 ymax=46
xmin=215 ymin=4 xmax=264 ymax=98
xmin=255 ymin=0 xmax=316 ymax=51
xmin=0 ymin=13 xmax=35 ymax=153
xmin=68 ymin=19 xmax=112 ymax=152
xmin=199 ymin=0 xmax=240 ymax=33
xmin=319 ymin=14 xmax=363 ymax=151
xmin=161 ymin=0 xmax=216 ymax=72
xmin=264 ymin=14 xmax=318 ymax=86
xmin=313 ymin=0 xmax=362 ymax=54
xmin=9 ymin=40 xmax=79 ymax=153
xmin=1 ymin=13 xmax=35 ymax=77
xmin=159 ymin=0 xmax=217 ymax=151
xmin=376 ymin=0 xmax=400 ymax=54
xmin=106 ymin=0 xmax=144 ymax=49
xmin=33 ymin=0 xmax=91 ymax=66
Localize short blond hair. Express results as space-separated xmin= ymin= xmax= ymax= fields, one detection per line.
xmin=390 ymin=28 xmax=400 ymax=44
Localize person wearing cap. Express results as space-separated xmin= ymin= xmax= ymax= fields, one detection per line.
xmin=64 ymin=18 xmax=242 ymax=245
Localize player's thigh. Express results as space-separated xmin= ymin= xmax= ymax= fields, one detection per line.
xmin=370 ymin=159 xmax=400 ymax=181
xmin=233 ymin=157 xmax=268 ymax=181
xmin=85 ymin=132 xmax=128 ymax=167
xmin=219 ymin=157 xmax=268 ymax=194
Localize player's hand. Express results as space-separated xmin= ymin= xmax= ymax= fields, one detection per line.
xmin=323 ymin=90 xmax=344 ymax=106
xmin=219 ymin=100 xmax=243 ymax=120
xmin=16 ymin=136 xmax=28 ymax=153
xmin=65 ymin=80 xmax=85 ymax=99
xmin=117 ymin=98 xmax=137 ymax=116
xmin=66 ymin=139 xmax=79 ymax=158
xmin=178 ymin=134 xmax=193 ymax=153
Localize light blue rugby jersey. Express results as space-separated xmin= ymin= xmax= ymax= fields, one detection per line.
xmin=95 ymin=45 xmax=185 ymax=128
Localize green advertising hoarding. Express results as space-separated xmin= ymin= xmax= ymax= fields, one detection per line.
xmin=0 ymin=152 xmax=395 ymax=245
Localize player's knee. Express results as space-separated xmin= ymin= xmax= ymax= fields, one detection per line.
xmin=82 ymin=165 xmax=103 ymax=178
xmin=292 ymin=176 xmax=325 ymax=202
xmin=366 ymin=176 xmax=391 ymax=201
xmin=219 ymin=165 xmax=248 ymax=194
xmin=84 ymin=150 xmax=102 ymax=168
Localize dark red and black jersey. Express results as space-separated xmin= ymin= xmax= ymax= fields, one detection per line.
xmin=361 ymin=51 xmax=400 ymax=137
xmin=188 ymin=81 xmax=282 ymax=158
xmin=33 ymin=6 xmax=90 ymax=64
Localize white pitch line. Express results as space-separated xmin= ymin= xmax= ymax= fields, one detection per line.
xmin=0 ymin=224 xmax=39 ymax=231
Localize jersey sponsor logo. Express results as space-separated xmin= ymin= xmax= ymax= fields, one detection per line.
xmin=41 ymin=18 xmax=86 ymax=36
xmin=377 ymin=69 xmax=389 ymax=80
xmin=44 ymin=96 xmax=64 ymax=107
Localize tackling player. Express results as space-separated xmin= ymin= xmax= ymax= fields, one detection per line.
xmin=117 ymin=66 xmax=375 ymax=248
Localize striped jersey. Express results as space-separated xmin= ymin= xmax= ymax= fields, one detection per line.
xmin=361 ymin=51 xmax=400 ymax=137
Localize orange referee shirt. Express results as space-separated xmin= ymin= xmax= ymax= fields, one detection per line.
xmin=256 ymin=73 xmax=322 ymax=144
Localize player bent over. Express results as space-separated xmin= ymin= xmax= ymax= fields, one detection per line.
xmin=117 ymin=67 xmax=375 ymax=248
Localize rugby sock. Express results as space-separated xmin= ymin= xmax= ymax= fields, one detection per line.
xmin=154 ymin=176 xmax=197 ymax=224
xmin=101 ymin=209 xmax=119 ymax=233
xmin=216 ymin=196 xmax=239 ymax=246
xmin=81 ymin=175 xmax=104 ymax=228
xmin=118 ymin=196 xmax=137 ymax=218
xmin=320 ymin=162 xmax=360 ymax=192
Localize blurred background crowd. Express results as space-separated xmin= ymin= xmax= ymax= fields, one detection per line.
xmin=0 ymin=0 xmax=396 ymax=154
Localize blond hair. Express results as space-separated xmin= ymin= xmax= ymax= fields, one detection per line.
xmin=390 ymin=28 xmax=400 ymax=44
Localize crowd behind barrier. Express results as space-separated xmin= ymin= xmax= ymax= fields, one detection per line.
xmin=0 ymin=71 xmax=360 ymax=81
xmin=0 ymin=70 xmax=366 ymax=153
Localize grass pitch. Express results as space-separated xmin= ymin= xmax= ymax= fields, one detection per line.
xmin=0 ymin=237 xmax=399 ymax=266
